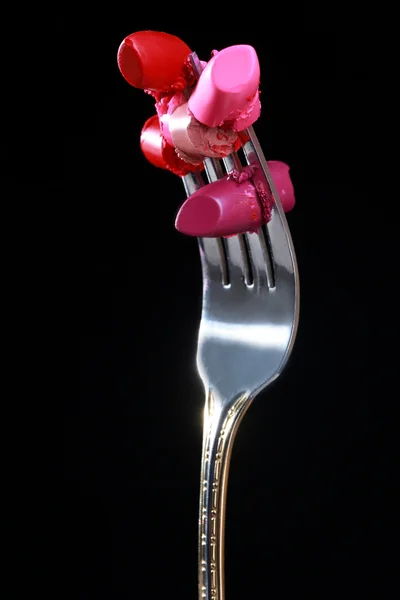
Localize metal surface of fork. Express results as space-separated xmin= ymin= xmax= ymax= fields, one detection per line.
xmin=182 ymin=127 xmax=300 ymax=600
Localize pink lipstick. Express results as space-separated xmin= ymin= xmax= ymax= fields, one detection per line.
xmin=175 ymin=162 xmax=295 ymax=237
xmin=188 ymin=45 xmax=261 ymax=130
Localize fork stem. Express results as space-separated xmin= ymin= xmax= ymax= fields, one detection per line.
xmin=198 ymin=391 xmax=252 ymax=600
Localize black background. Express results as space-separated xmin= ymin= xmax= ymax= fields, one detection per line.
xmin=68 ymin=16 xmax=378 ymax=599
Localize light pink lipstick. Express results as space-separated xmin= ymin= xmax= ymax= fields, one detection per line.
xmin=188 ymin=45 xmax=261 ymax=130
xmin=169 ymin=102 xmax=239 ymax=164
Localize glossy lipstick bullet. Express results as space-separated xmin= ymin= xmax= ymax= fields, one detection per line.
xmin=140 ymin=115 xmax=202 ymax=177
xmin=175 ymin=162 xmax=295 ymax=237
xmin=188 ymin=45 xmax=261 ymax=130
xmin=117 ymin=31 xmax=191 ymax=92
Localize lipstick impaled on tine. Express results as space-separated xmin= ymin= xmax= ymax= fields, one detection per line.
xmin=118 ymin=31 xmax=295 ymax=237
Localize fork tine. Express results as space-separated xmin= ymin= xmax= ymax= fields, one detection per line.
xmin=204 ymin=157 xmax=224 ymax=180
xmin=222 ymin=152 xmax=242 ymax=174
xmin=203 ymin=156 xmax=253 ymax=286
xmin=182 ymin=169 xmax=230 ymax=286
xmin=198 ymin=237 xmax=230 ymax=287
xmin=223 ymin=234 xmax=252 ymax=286
xmin=242 ymin=127 xmax=297 ymax=276
xmin=182 ymin=170 xmax=204 ymax=196
xmin=220 ymin=154 xmax=258 ymax=287
xmin=245 ymin=228 xmax=275 ymax=289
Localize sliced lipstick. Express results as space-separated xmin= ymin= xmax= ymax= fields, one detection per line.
xmin=175 ymin=170 xmax=263 ymax=238
xmin=175 ymin=162 xmax=295 ymax=237
xmin=266 ymin=161 xmax=295 ymax=213
xmin=117 ymin=31 xmax=191 ymax=92
xmin=188 ymin=45 xmax=261 ymax=130
xmin=140 ymin=115 xmax=202 ymax=177
xmin=169 ymin=102 xmax=239 ymax=164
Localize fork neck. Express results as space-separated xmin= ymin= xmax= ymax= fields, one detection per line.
xmin=198 ymin=390 xmax=252 ymax=600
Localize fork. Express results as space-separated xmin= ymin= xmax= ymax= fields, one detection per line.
xmin=182 ymin=54 xmax=300 ymax=600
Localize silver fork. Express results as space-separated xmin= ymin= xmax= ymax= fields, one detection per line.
xmin=182 ymin=123 xmax=300 ymax=598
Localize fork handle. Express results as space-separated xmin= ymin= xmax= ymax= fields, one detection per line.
xmin=198 ymin=391 xmax=251 ymax=600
